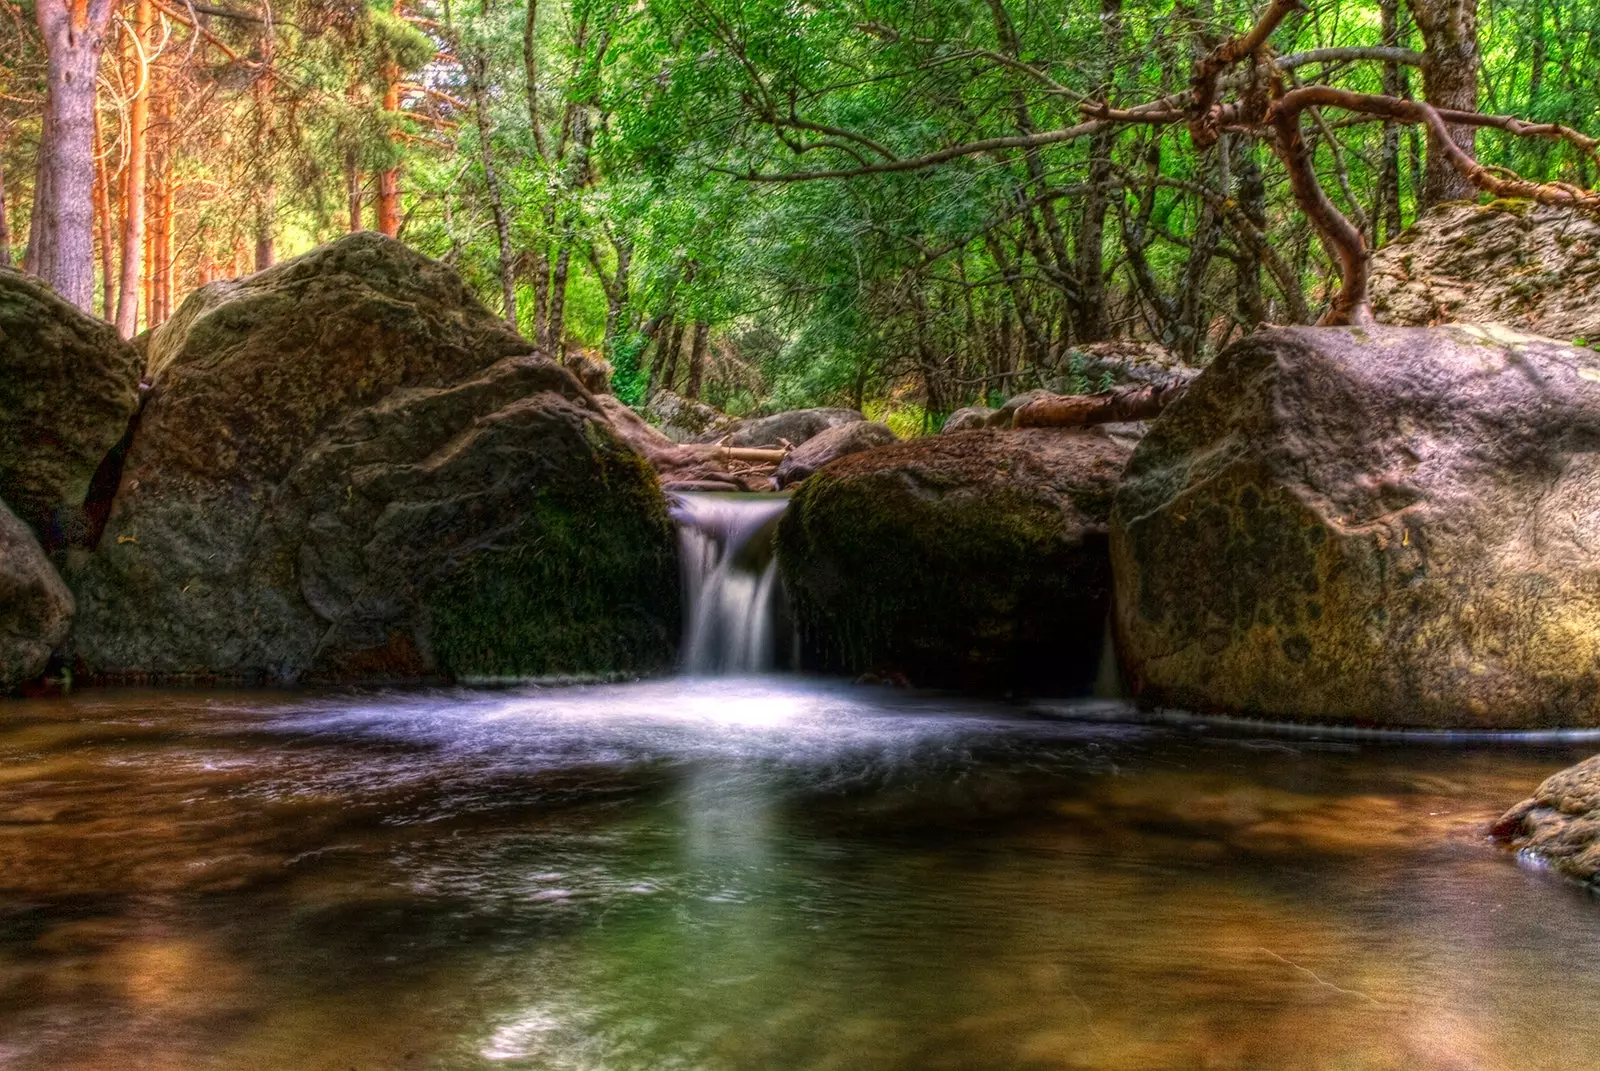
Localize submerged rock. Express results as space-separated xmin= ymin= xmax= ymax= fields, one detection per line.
xmin=0 ymin=499 xmax=73 ymax=690
xmin=1371 ymin=200 xmax=1600 ymax=342
xmin=1494 ymin=757 xmax=1600 ymax=886
xmin=0 ymin=268 xmax=142 ymax=545
xmin=1112 ymin=323 xmax=1600 ymax=728
xmin=72 ymin=234 xmax=678 ymax=682
xmin=776 ymin=428 xmax=1131 ymax=691
xmin=772 ymin=421 xmax=898 ymax=489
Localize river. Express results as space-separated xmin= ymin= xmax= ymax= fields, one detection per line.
xmin=1 ymin=678 xmax=1598 ymax=1069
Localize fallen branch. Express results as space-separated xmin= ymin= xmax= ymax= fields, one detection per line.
xmin=685 ymin=445 xmax=791 ymax=464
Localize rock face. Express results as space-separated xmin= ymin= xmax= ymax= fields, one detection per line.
xmin=1371 ymin=200 xmax=1600 ymax=342
xmin=1112 ymin=323 xmax=1600 ymax=728
xmin=593 ymin=395 xmax=768 ymax=492
xmin=646 ymin=390 xmax=736 ymax=443
xmin=72 ymin=234 xmax=679 ymax=682
xmin=725 ymin=407 xmax=864 ymax=448
xmin=776 ymin=428 xmax=1131 ymax=691
xmin=0 ymin=268 xmax=142 ymax=543
xmin=941 ymin=406 xmax=1000 ymax=433
xmin=0 ymin=499 xmax=73 ymax=690
xmin=773 ymin=421 xmax=898 ymax=489
xmin=1494 ymin=756 xmax=1600 ymax=886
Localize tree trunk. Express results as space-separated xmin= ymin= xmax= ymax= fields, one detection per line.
xmin=346 ymin=151 xmax=363 ymax=232
xmin=1233 ymin=139 xmax=1267 ymax=328
xmin=1374 ymin=0 xmax=1406 ymax=242
xmin=115 ymin=0 xmax=151 ymax=337
xmin=685 ymin=321 xmax=709 ymax=400
xmin=93 ymin=107 xmax=116 ymax=320
xmin=376 ymin=61 xmax=402 ymax=236
xmin=0 ymin=151 xmax=10 ymax=266
xmin=662 ymin=322 xmax=685 ymax=393
xmin=471 ymin=54 xmax=518 ymax=328
xmin=1407 ymin=0 xmax=1480 ymax=207
xmin=547 ymin=244 xmax=571 ymax=355
xmin=32 ymin=0 xmax=114 ymax=310
xmin=1074 ymin=0 xmax=1125 ymax=342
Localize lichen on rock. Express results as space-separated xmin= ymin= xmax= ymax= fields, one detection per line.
xmin=1112 ymin=323 xmax=1600 ymax=728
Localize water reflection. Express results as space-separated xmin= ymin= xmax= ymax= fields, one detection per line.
xmin=0 ymin=680 xmax=1597 ymax=1069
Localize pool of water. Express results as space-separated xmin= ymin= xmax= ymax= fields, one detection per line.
xmin=1 ymin=678 xmax=1597 ymax=1070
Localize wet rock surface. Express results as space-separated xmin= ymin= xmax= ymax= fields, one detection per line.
xmin=1371 ymin=200 xmax=1600 ymax=341
xmin=71 ymin=234 xmax=678 ymax=682
xmin=722 ymin=407 xmax=864 ymax=448
xmin=1493 ymin=754 xmax=1600 ymax=886
xmin=0 ymin=498 xmax=73 ymax=690
xmin=772 ymin=420 xmax=898 ymax=489
xmin=0 ymin=268 xmax=142 ymax=545
xmin=1112 ymin=323 xmax=1600 ymax=728
xmin=777 ymin=428 xmax=1131 ymax=690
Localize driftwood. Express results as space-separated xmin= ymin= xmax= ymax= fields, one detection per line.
xmin=1012 ymin=382 xmax=1190 ymax=428
xmin=685 ymin=444 xmax=791 ymax=464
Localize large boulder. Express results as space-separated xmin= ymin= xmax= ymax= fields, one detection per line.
xmin=776 ymin=428 xmax=1131 ymax=691
xmin=0 ymin=268 xmax=142 ymax=544
xmin=645 ymin=390 xmax=736 ymax=443
xmin=1493 ymin=757 xmax=1600 ymax=887
xmin=71 ymin=234 xmax=679 ymax=682
xmin=1112 ymin=323 xmax=1600 ymax=728
xmin=722 ymin=407 xmax=864 ymax=448
xmin=1371 ymin=200 xmax=1600 ymax=341
xmin=772 ymin=421 xmax=898 ymax=489
xmin=0 ymin=499 xmax=73 ymax=690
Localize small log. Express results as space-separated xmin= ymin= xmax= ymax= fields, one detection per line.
xmin=685 ymin=445 xmax=791 ymax=464
xmin=1012 ymin=382 xmax=1189 ymax=428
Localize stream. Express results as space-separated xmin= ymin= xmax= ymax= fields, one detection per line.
xmin=2 ymin=678 xmax=1599 ymax=1070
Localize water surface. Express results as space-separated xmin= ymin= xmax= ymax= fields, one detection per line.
xmin=1 ymin=679 xmax=1597 ymax=1070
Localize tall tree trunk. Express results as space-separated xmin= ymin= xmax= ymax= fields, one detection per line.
xmin=0 ymin=151 xmax=10 ymax=267
xmin=470 ymin=54 xmax=517 ymax=327
xmin=1407 ymin=0 xmax=1481 ymax=207
xmin=252 ymin=30 xmax=277 ymax=269
xmin=23 ymin=111 xmax=51 ymax=277
xmin=662 ymin=322 xmax=685 ymax=393
xmin=376 ymin=61 xmax=402 ymax=237
xmin=685 ymin=321 xmax=708 ymax=400
xmin=346 ymin=151 xmax=364 ymax=232
xmin=115 ymin=0 xmax=151 ymax=337
xmin=647 ymin=312 xmax=675 ymax=392
xmin=1075 ymin=0 xmax=1124 ymax=342
xmin=32 ymin=0 xmax=114 ymax=309
xmin=149 ymin=86 xmax=173 ymax=324
xmin=1374 ymin=0 xmax=1406 ymax=242
xmin=602 ymin=235 xmax=631 ymax=357
xmin=1233 ymin=139 xmax=1267 ymax=328
xmin=93 ymin=107 xmax=115 ymax=320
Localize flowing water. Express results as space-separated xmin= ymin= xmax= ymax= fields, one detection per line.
xmin=671 ymin=493 xmax=793 ymax=674
xmin=2 ymin=679 xmax=1600 ymax=1070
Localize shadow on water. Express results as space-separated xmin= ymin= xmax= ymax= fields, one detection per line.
xmin=2 ymin=679 xmax=1600 ymax=1070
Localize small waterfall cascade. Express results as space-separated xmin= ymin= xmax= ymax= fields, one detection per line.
xmin=670 ymin=493 xmax=794 ymax=674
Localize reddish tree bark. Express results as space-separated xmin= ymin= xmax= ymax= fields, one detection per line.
xmin=376 ymin=63 xmax=402 ymax=237
xmin=115 ymin=0 xmax=151 ymax=337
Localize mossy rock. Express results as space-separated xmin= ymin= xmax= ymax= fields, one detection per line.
xmin=71 ymin=236 xmax=678 ymax=682
xmin=776 ymin=429 xmax=1131 ymax=692
xmin=0 ymin=268 xmax=141 ymax=545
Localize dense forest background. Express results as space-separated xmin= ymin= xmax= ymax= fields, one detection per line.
xmin=3 ymin=0 xmax=1597 ymax=426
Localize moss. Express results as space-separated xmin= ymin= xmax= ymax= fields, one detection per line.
xmin=427 ymin=442 xmax=680 ymax=679
xmin=1483 ymin=198 xmax=1534 ymax=218
xmin=777 ymin=462 xmax=1110 ymax=691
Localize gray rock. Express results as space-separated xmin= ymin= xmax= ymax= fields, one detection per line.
xmin=71 ymin=235 xmax=678 ymax=682
xmin=646 ymin=390 xmax=736 ymax=443
xmin=1371 ymin=200 xmax=1600 ymax=343
xmin=0 ymin=267 xmax=142 ymax=545
xmin=1112 ymin=323 xmax=1600 ymax=728
xmin=773 ymin=421 xmax=899 ymax=488
xmin=721 ymin=407 xmax=865 ymax=448
xmin=0 ymin=498 xmax=72 ymax=690
xmin=941 ymin=407 xmax=1000 ymax=433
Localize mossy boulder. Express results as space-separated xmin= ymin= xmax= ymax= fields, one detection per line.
xmin=0 ymin=498 xmax=72 ymax=691
xmin=772 ymin=420 xmax=899 ymax=489
xmin=1494 ymin=756 xmax=1600 ymax=887
xmin=0 ymin=267 xmax=141 ymax=545
xmin=71 ymin=235 xmax=678 ymax=682
xmin=1112 ymin=323 xmax=1600 ymax=728
xmin=776 ymin=428 xmax=1131 ymax=691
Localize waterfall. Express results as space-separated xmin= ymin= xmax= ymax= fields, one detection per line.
xmin=670 ymin=493 xmax=793 ymax=674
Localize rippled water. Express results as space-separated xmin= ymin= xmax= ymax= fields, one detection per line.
xmin=2 ymin=679 xmax=1598 ymax=1070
